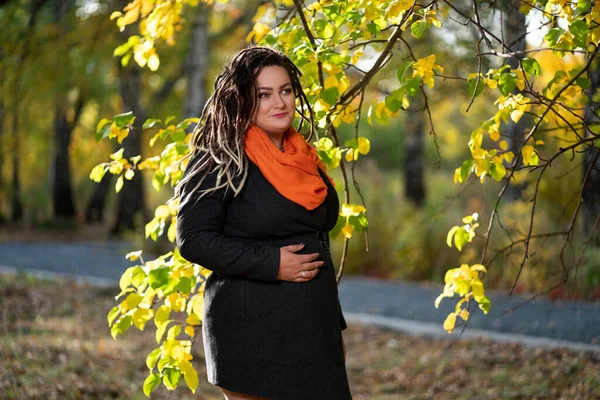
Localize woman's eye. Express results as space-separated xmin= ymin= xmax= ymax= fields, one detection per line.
xmin=258 ymin=93 xmax=269 ymax=98
xmin=282 ymin=88 xmax=293 ymax=95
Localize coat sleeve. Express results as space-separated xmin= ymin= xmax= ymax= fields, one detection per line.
xmin=176 ymin=159 xmax=281 ymax=282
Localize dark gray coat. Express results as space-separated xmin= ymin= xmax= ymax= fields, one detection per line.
xmin=176 ymin=154 xmax=351 ymax=400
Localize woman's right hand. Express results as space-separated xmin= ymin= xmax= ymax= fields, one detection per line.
xmin=278 ymin=243 xmax=324 ymax=282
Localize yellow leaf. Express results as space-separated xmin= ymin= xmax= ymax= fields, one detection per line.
xmin=155 ymin=304 xmax=171 ymax=326
xmin=117 ymin=128 xmax=128 ymax=144
xmin=341 ymin=222 xmax=353 ymax=239
xmin=125 ymin=292 xmax=143 ymax=311
xmin=345 ymin=148 xmax=354 ymax=162
xmin=503 ymin=151 xmax=515 ymax=164
xmin=185 ymin=326 xmax=195 ymax=337
xmin=125 ymin=169 xmax=135 ymax=180
xmin=115 ymin=175 xmax=124 ymax=193
xmin=459 ymin=308 xmax=469 ymax=321
xmin=180 ymin=360 xmax=199 ymax=394
xmin=443 ymin=313 xmax=456 ymax=333
xmin=499 ymin=140 xmax=508 ymax=150
xmin=472 ymin=280 xmax=485 ymax=301
xmin=522 ymin=145 xmax=539 ymax=166
xmin=357 ymin=137 xmax=371 ymax=154
xmin=120 ymin=267 xmax=133 ymax=291
xmin=434 ymin=293 xmax=444 ymax=308
xmin=470 ymin=264 xmax=487 ymax=273
xmin=133 ymin=308 xmax=154 ymax=330
xmin=340 ymin=203 xmax=366 ymax=217
xmin=387 ymin=0 xmax=413 ymax=17
xmin=186 ymin=313 xmax=201 ymax=326
xmin=324 ymin=75 xmax=338 ymax=90
xmin=147 ymin=53 xmax=160 ymax=71
xmin=155 ymin=205 xmax=171 ymax=219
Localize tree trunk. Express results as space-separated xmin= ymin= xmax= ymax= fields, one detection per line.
xmin=112 ymin=60 xmax=147 ymax=235
xmin=583 ymin=56 xmax=600 ymax=245
xmin=52 ymin=102 xmax=76 ymax=218
xmin=0 ymin=53 xmax=5 ymax=223
xmin=183 ymin=3 xmax=211 ymax=120
xmin=404 ymin=93 xmax=426 ymax=207
xmin=85 ymin=172 xmax=112 ymax=223
xmin=51 ymin=0 xmax=78 ymax=218
xmin=502 ymin=0 xmax=528 ymax=201
xmin=10 ymin=105 xmax=23 ymax=222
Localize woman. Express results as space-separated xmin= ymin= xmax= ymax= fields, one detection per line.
xmin=175 ymin=46 xmax=352 ymax=400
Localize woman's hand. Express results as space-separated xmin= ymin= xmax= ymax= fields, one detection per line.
xmin=277 ymin=243 xmax=324 ymax=282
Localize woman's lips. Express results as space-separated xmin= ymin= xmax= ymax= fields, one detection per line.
xmin=272 ymin=112 xmax=288 ymax=118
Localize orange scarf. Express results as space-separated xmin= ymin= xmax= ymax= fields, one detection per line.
xmin=243 ymin=123 xmax=335 ymax=210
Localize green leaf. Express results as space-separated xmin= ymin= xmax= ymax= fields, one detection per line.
xmin=367 ymin=22 xmax=380 ymax=35
xmin=321 ymin=87 xmax=340 ymax=106
xmin=176 ymin=276 xmax=194 ymax=295
xmin=446 ymin=226 xmax=460 ymax=248
xmin=330 ymin=216 xmax=346 ymax=239
xmin=163 ymin=367 xmax=181 ymax=390
xmin=112 ymin=315 xmax=132 ymax=339
xmin=113 ymin=111 xmax=135 ymax=129
xmin=156 ymin=319 xmax=173 ymax=343
xmin=489 ymin=161 xmax=506 ymax=181
xmin=569 ymin=20 xmax=588 ymax=48
xmin=95 ymin=121 xmax=112 ymax=142
xmin=171 ymin=129 xmax=186 ymax=142
xmin=478 ymin=296 xmax=491 ymax=314
xmin=498 ymin=72 xmax=518 ymax=96
xmin=577 ymin=0 xmax=592 ymax=14
xmin=522 ymin=57 xmax=541 ymax=77
xmin=143 ymin=118 xmax=163 ymax=129
xmin=149 ymin=267 xmax=170 ymax=289
xmin=460 ymin=159 xmax=474 ymax=182
xmin=146 ymin=347 xmax=162 ymax=370
xmin=411 ymin=20 xmax=428 ymax=39
xmin=576 ymin=76 xmax=590 ymax=90
xmin=108 ymin=306 xmax=120 ymax=327
xmin=143 ymin=373 xmax=161 ymax=397
xmin=405 ymin=77 xmax=421 ymax=97
xmin=385 ymin=88 xmax=405 ymax=113
xmin=397 ymin=61 xmax=413 ymax=82
xmin=131 ymin=267 xmax=147 ymax=287
xmin=468 ymin=77 xmax=485 ymax=98
xmin=544 ymin=27 xmax=564 ymax=46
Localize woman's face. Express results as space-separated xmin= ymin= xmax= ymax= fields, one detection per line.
xmin=251 ymin=65 xmax=296 ymax=136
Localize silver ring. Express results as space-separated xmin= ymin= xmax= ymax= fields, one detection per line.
xmin=301 ymin=271 xmax=306 ymax=278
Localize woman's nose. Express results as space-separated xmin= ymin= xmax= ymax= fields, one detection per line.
xmin=273 ymin=94 xmax=285 ymax=108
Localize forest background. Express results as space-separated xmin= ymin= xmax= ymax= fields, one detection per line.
xmin=2 ymin=0 xmax=600 ymax=313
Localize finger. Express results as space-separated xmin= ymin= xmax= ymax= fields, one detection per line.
xmin=301 ymin=260 xmax=325 ymax=271
xmin=297 ymin=252 xmax=320 ymax=263
xmin=282 ymin=243 xmax=305 ymax=253
xmin=297 ymin=268 xmax=319 ymax=280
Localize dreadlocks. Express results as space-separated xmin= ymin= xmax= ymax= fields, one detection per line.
xmin=174 ymin=46 xmax=314 ymax=208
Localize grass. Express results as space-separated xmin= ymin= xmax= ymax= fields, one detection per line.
xmin=0 ymin=271 xmax=599 ymax=400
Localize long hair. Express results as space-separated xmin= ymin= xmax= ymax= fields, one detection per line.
xmin=174 ymin=46 xmax=314 ymax=207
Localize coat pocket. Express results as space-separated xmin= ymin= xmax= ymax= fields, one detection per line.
xmin=244 ymin=279 xmax=285 ymax=319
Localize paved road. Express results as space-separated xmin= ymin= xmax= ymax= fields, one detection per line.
xmin=1 ymin=241 xmax=599 ymax=346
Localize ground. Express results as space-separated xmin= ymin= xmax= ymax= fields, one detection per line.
xmin=0 ymin=272 xmax=598 ymax=400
